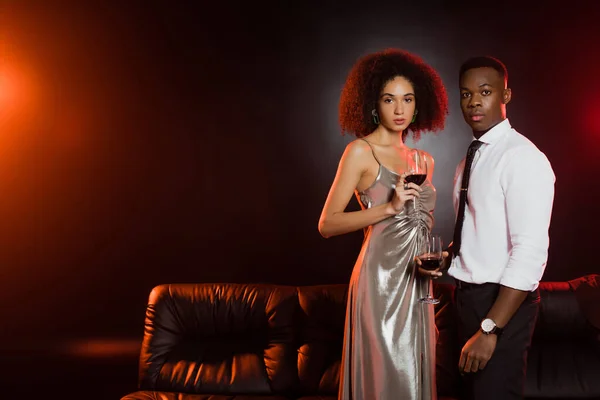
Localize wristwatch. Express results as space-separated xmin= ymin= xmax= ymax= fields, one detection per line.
xmin=480 ymin=318 xmax=504 ymax=337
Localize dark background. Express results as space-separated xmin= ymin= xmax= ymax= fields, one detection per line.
xmin=1 ymin=1 xmax=599 ymax=398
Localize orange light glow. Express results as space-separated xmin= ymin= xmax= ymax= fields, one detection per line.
xmin=0 ymin=60 xmax=18 ymax=127
xmin=1 ymin=56 xmax=32 ymax=124
xmin=0 ymin=42 xmax=40 ymax=152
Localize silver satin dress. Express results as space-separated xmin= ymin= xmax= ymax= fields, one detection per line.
xmin=338 ymin=143 xmax=438 ymax=400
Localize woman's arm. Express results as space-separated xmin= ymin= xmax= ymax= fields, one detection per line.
xmin=318 ymin=141 xmax=419 ymax=238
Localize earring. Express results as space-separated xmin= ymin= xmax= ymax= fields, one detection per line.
xmin=411 ymin=110 xmax=418 ymax=123
xmin=372 ymin=109 xmax=380 ymax=125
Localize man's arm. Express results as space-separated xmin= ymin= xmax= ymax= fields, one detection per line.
xmin=459 ymin=145 xmax=555 ymax=374
xmin=485 ymin=287 xmax=528 ymax=328
xmin=489 ymin=145 xmax=555 ymax=326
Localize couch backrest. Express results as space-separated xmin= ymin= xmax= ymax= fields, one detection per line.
xmin=524 ymin=277 xmax=600 ymax=398
xmin=296 ymin=284 xmax=347 ymax=395
xmin=138 ymin=283 xmax=298 ymax=395
xmin=535 ymin=281 xmax=588 ymax=340
xmin=136 ymin=276 xmax=600 ymax=397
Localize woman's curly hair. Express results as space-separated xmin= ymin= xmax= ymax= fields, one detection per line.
xmin=339 ymin=48 xmax=448 ymax=141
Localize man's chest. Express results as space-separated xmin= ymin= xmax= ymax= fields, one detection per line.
xmin=454 ymin=150 xmax=506 ymax=207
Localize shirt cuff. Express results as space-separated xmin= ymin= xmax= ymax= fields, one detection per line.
xmin=499 ymin=271 xmax=540 ymax=292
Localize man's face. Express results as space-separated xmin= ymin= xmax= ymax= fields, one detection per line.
xmin=459 ymin=67 xmax=511 ymax=133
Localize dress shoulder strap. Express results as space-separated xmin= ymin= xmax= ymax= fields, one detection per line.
xmin=360 ymin=138 xmax=381 ymax=165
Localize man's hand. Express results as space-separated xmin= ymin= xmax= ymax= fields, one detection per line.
xmin=440 ymin=248 xmax=452 ymax=270
xmin=414 ymin=250 xmax=448 ymax=279
xmin=459 ymin=330 xmax=497 ymax=374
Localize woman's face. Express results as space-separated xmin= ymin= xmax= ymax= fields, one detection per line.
xmin=377 ymin=75 xmax=416 ymax=133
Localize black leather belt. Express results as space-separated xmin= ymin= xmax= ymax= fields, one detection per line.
xmin=454 ymin=279 xmax=496 ymax=290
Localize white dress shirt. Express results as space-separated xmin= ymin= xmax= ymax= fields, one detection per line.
xmin=448 ymin=119 xmax=555 ymax=291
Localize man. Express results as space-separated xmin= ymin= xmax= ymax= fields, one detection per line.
xmin=447 ymin=56 xmax=555 ymax=399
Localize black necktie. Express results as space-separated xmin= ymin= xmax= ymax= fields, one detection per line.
xmin=452 ymin=140 xmax=483 ymax=258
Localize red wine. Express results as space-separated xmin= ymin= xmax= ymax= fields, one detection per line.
xmin=405 ymin=174 xmax=427 ymax=185
xmin=419 ymin=256 xmax=441 ymax=271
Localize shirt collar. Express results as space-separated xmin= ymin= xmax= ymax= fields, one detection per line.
xmin=474 ymin=118 xmax=511 ymax=145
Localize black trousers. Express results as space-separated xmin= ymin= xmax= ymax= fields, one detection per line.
xmin=454 ymin=281 xmax=540 ymax=400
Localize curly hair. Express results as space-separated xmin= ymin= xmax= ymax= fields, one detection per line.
xmin=339 ymin=48 xmax=448 ymax=141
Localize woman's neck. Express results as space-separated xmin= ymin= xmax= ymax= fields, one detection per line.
xmin=370 ymin=126 xmax=406 ymax=147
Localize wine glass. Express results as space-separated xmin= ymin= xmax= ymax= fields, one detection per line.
xmin=405 ymin=149 xmax=427 ymax=210
xmin=418 ymin=233 xmax=442 ymax=304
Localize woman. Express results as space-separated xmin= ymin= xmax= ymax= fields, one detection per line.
xmin=318 ymin=48 xmax=448 ymax=400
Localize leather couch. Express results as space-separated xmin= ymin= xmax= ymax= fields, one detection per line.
xmin=121 ymin=274 xmax=600 ymax=400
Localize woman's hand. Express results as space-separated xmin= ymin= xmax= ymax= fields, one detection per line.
xmin=388 ymin=171 xmax=422 ymax=213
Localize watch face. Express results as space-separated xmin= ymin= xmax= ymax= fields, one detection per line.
xmin=481 ymin=318 xmax=496 ymax=333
